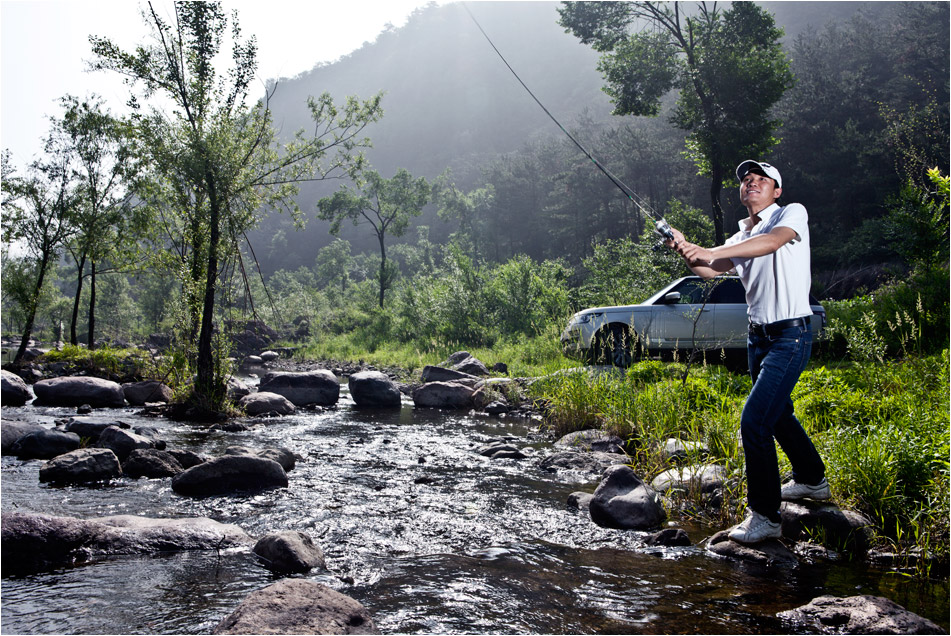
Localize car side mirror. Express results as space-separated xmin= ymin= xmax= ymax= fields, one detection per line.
xmin=662 ymin=292 xmax=681 ymax=304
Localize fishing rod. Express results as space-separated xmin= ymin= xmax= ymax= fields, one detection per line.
xmin=462 ymin=2 xmax=675 ymax=243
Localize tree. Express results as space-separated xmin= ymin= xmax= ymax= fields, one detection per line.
xmin=558 ymin=1 xmax=794 ymax=244
xmin=90 ymin=1 xmax=382 ymax=410
xmin=55 ymin=94 xmax=135 ymax=348
xmin=315 ymin=238 xmax=353 ymax=293
xmin=1 ymin=151 xmax=78 ymax=363
xmin=317 ymin=168 xmax=431 ymax=308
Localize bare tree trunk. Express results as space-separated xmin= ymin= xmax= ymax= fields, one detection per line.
xmin=70 ymin=251 xmax=87 ymax=345
xmin=196 ymin=177 xmax=220 ymax=405
xmin=87 ymin=262 xmax=97 ymax=350
xmin=14 ymin=254 xmax=50 ymax=364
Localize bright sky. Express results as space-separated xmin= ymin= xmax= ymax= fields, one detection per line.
xmin=0 ymin=0 xmax=443 ymax=171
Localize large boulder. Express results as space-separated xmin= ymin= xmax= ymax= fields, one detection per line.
xmin=96 ymin=425 xmax=155 ymax=462
xmin=589 ymin=464 xmax=667 ymax=530
xmin=64 ymin=417 xmax=127 ymax=442
xmin=412 ymin=381 xmax=475 ymax=409
xmin=778 ymin=595 xmax=944 ymax=634
xmin=121 ymin=380 xmax=173 ymax=405
xmin=1 ymin=511 xmax=251 ymax=573
xmin=651 ymin=464 xmax=727 ymax=494
xmin=252 ymin=530 xmax=325 ymax=574
xmin=420 ymin=365 xmax=479 ymax=384
xmin=1 ymin=420 xmax=44 ymax=455
xmin=12 ymin=428 xmax=81 ymax=460
xmin=780 ymin=501 xmax=874 ymax=555
xmin=171 ymin=455 xmax=288 ymax=496
xmin=213 ymin=579 xmax=378 ymax=635
xmin=349 ymin=371 xmax=401 ymax=408
xmin=538 ymin=451 xmax=624 ymax=479
xmin=705 ymin=528 xmax=797 ymax=565
xmin=122 ymin=449 xmax=185 ymax=478
xmin=258 ymin=371 xmax=340 ymax=407
xmin=32 ymin=376 xmax=126 ymax=408
xmin=224 ymin=445 xmax=296 ymax=472
xmin=239 ymin=391 xmax=296 ymax=416
xmin=1 ymin=369 xmax=32 ymax=406
xmin=39 ymin=448 xmax=122 ymax=484
xmin=452 ymin=355 xmax=489 ymax=377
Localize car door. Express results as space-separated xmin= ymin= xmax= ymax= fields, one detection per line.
xmin=653 ymin=278 xmax=716 ymax=350
xmin=708 ymin=277 xmax=749 ymax=349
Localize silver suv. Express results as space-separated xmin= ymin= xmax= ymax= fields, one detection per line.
xmin=560 ymin=276 xmax=826 ymax=367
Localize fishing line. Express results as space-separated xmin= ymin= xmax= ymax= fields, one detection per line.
xmin=462 ymin=1 xmax=671 ymax=240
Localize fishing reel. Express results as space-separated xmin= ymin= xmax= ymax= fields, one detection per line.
xmin=654 ymin=219 xmax=676 ymax=245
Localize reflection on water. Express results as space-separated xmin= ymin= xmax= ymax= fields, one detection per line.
xmin=2 ymin=387 xmax=948 ymax=634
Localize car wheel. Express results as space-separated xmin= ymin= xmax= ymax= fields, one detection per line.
xmin=595 ymin=325 xmax=637 ymax=367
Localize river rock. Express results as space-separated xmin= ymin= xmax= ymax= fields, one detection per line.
xmin=420 ymin=365 xmax=479 ymax=384
xmin=225 ymin=445 xmax=296 ymax=472
xmin=452 ymin=355 xmax=489 ymax=376
xmin=258 ymin=370 xmax=339 ymax=407
xmin=589 ymin=464 xmax=667 ymax=530
xmin=538 ymin=450 xmax=625 ymax=477
xmin=171 ymin=455 xmax=288 ymax=496
xmin=661 ymin=438 xmax=708 ymax=463
xmin=476 ymin=441 xmax=527 ymax=460
xmin=777 ymin=595 xmax=944 ymax=634
xmin=567 ymin=491 xmax=594 ymax=510
xmin=39 ymin=448 xmax=122 ymax=484
xmin=97 ymin=425 xmax=155 ymax=461
xmin=483 ymin=400 xmax=510 ymax=415
xmin=1 ymin=420 xmax=44 ymax=455
xmin=168 ymin=449 xmax=206 ymax=469
xmin=64 ymin=416 xmax=128 ymax=441
xmin=780 ymin=501 xmax=874 ymax=555
xmin=253 ymin=530 xmax=325 ymax=574
xmin=651 ymin=464 xmax=727 ymax=494
xmin=239 ymin=391 xmax=296 ymax=416
xmin=1 ymin=369 xmax=32 ymax=406
xmin=122 ymin=448 xmax=185 ymax=478
xmin=227 ymin=377 xmax=252 ymax=401
xmin=259 ymin=350 xmax=280 ymax=362
xmin=412 ymin=381 xmax=475 ymax=409
xmin=645 ymin=527 xmax=692 ymax=547
xmin=32 ymin=376 xmax=126 ymax=408
xmin=213 ymin=579 xmax=378 ymax=635
xmin=349 ymin=371 xmax=402 ymax=408
xmin=1 ymin=511 xmax=252 ymax=573
xmin=122 ymin=380 xmax=173 ymax=405
xmin=555 ymin=429 xmax=626 ymax=454
xmin=706 ymin=528 xmax=798 ymax=565
xmin=12 ymin=428 xmax=81 ymax=460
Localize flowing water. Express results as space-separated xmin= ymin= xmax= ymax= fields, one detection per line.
xmin=2 ymin=381 xmax=948 ymax=634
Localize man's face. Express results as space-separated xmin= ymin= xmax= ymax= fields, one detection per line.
xmin=739 ymin=170 xmax=781 ymax=212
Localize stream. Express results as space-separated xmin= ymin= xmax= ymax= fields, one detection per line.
xmin=2 ymin=380 xmax=948 ymax=634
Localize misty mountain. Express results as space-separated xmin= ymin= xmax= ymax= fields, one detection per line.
xmin=249 ymin=1 xmax=885 ymax=275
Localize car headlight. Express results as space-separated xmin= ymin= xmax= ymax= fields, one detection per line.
xmin=570 ymin=312 xmax=598 ymax=326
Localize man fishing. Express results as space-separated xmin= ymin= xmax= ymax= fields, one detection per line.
xmin=664 ymin=160 xmax=829 ymax=544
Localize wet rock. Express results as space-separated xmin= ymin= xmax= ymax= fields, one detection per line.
xmin=780 ymin=501 xmax=873 ymax=555
xmin=213 ymin=579 xmax=378 ymax=635
xmin=1 ymin=369 xmax=32 ymax=406
xmin=122 ymin=448 xmax=185 ymax=478
xmin=567 ymin=491 xmax=594 ymax=510
xmin=171 ymin=455 xmax=288 ymax=496
xmin=226 ymin=377 xmax=252 ymax=401
xmin=538 ymin=450 xmax=625 ymax=477
xmin=12 ymin=428 xmax=81 ymax=460
xmin=97 ymin=425 xmax=155 ymax=462
xmin=477 ymin=441 xmax=527 ymax=460
xmin=1 ymin=511 xmax=251 ymax=573
xmin=777 ymin=595 xmax=944 ymax=634
xmin=646 ymin=527 xmax=692 ymax=547
xmin=589 ymin=465 xmax=667 ymax=530
xmin=239 ymin=391 xmax=296 ymax=416
xmin=253 ymin=530 xmax=325 ymax=574
xmin=32 ymin=376 xmax=126 ymax=408
xmin=259 ymin=351 xmax=280 ymax=362
xmin=420 ymin=365 xmax=478 ymax=384
xmin=412 ymin=381 xmax=475 ymax=409
xmin=349 ymin=371 xmax=401 ymax=408
xmin=225 ymin=445 xmax=296 ymax=472
xmin=1 ymin=420 xmax=44 ymax=455
xmin=39 ymin=448 xmax=122 ymax=484
xmin=706 ymin=529 xmax=798 ymax=565
xmin=554 ymin=429 xmax=626 ymax=454
xmin=661 ymin=438 xmax=707 ymax=463
xmin=651 ymin=464 xmax=727 ymax=494
xmin=483 ymin=400 xmax=510 ymax=415
xmin=121 ymin=380 xmax=173 ymax=405
xmin=167 ymin=449 xmax=206 ymax=469
xmin=259 ymin=370 xmax=340 ymax=407
xmin=65 ymin=417 xmax=128 ymax=442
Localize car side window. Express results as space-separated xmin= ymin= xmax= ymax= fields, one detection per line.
xmin=673 ymin=280 xmax=706 ymax=304
xmin=708 ymin=278 xmax=746 ymax=304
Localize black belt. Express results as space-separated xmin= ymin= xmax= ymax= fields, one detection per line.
xmin=749 ymin=317 xmax=807 ymax=337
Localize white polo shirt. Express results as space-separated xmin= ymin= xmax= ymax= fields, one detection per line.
xmin=727 ymin=203 xmax=813 ymax=325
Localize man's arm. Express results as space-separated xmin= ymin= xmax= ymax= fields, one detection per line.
xmin=667 ymin=227 xmax=799 ymax=280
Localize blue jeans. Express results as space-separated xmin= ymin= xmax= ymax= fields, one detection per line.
xmin=742 ymin=322 xmax=824 ymax=522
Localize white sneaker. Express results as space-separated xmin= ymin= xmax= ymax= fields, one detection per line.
xmin=728 ymin=509 xmax=782 ymax=544
xmin=781 ymin=477 xmax=831 ymax=501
